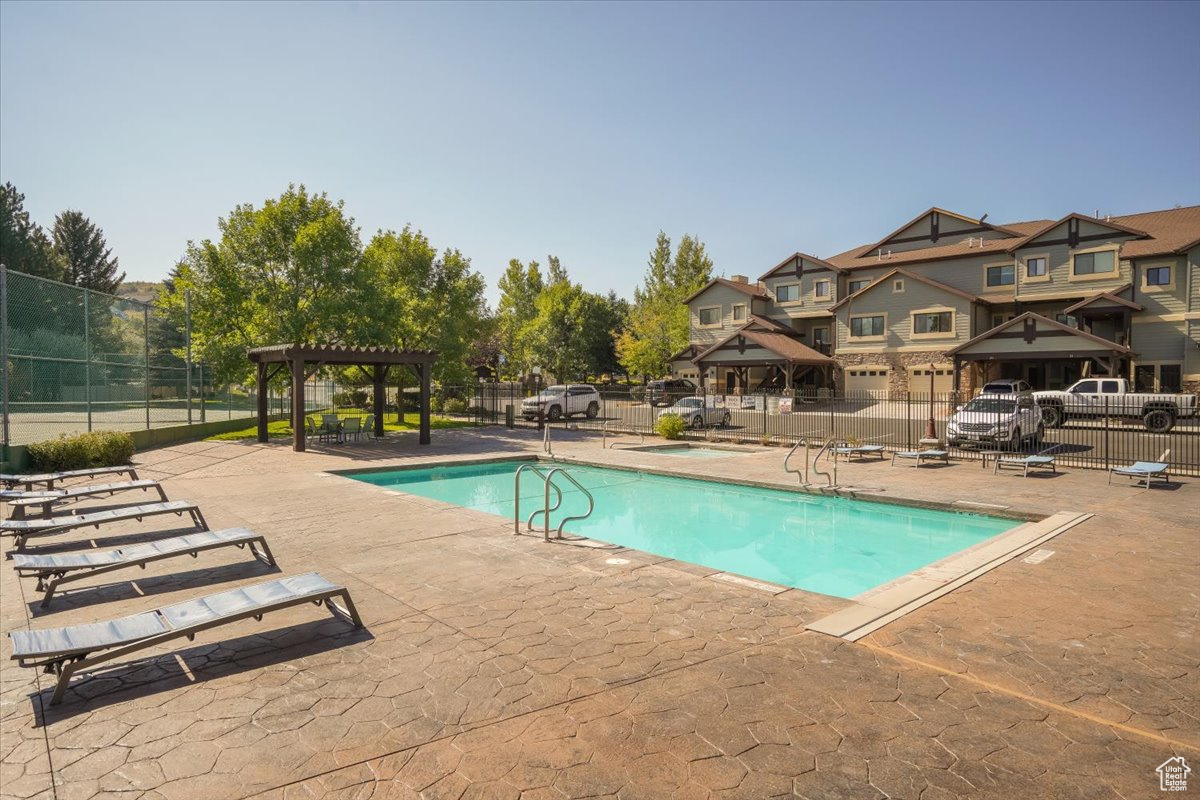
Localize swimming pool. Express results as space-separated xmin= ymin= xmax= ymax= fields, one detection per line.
xmin=627 ymin=444 xmax=757 ymax=458
xmin=346 ymin=461 xmax=1016 ymax=598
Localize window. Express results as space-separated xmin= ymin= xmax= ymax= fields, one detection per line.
xmin=698 ymin=307 xmax=721 ymax=326
xmin=732 ymin=304 xmax=747 ymax=322
xmin=848 ymin=278 xmax=871 ymax=294
xmin=775 ymin=284 xmax=801 ymax=303
xmin=912 ymin=311 xmax=953 ymax=335
xmin=812 ymin=326 xmax=829 ymax=344
xmin=814 ymin=279 xmax=831 ymax=299
xmin=1161 ymin=364 xmax=1182 ymax=392
xmin=1025 ymin=257 xmax=1048 ymax=278
xmin=1145 ymin=266 xmax=1171 ymax=286
xmin=1071 ymin=380 xmax=1098 ymax=394
xmin=850 ymin=315 xmax=885 ymax=337
xmin=1072 ymin=250 xmax=1116 ymax=276
xmin=1137 ymin=364 xmax=1183 ymax=392
xmin=1055 ymin=313 xmax=1077 ymax=326
xmin=1100 ymin=380 xmax=1120 ymax=393
xmin=986 ymin=264 xmax=1014 ymax=286
xmin=892 ymin=279 xmax=905 ymax=293
xmin=991 ymin=313 xmax=1015 ymax=328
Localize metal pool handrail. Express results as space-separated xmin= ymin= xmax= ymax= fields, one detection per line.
xmin=513 ymin=463 xmax=562 ymax=534
xmin=540 ymin=468 xmax=594 ymax=541
xmin=811 ymin=438 xmax=835 ymax=488
xmin=784 ymin=439 xmax=811 ymax=485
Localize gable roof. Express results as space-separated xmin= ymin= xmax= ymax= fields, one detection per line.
xmin=946 ymin=312 xmax=1133 ymax=357
xmin=683 ymin=277 xmax=767 ymax=304
xmin=694 ymin=324 xmax=833 ymax=365
xmin=857 ymin=207 xmax=1027 ymax=257
xmin=1063 ymin=286 xmax=1143 ymax=314
xmin=1108 ymin=204 xmax=1200 ymax=258
xmin=747 ymin=314 xmax=795 ymax=333
xmin=758 ymin=251 xmax=845 ymax=281
xmin=829 ymin=267 xmax=987 ymax=310
xmin=1006 ymin=212 xmax=1149 ymax=253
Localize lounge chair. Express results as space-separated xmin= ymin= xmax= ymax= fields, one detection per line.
xmin=1 ymin=500 xmax=207 ymax=554
xmin=1 ymin=465 xmax=139 ymax=491
xmin=891 ymin=449 xmax=949 ymax=468
xmin=1108 ymin=449 xmax=1171 ymax=488
xmin=993 ymin=445 xmax=1060 ymax=478
xmin=833 ymin=443 xmax=887 ymax=462
xmin=4 ymin=479 xmax=168 ymax=520
xmin=8 ymin=572 xmax=363 ymax=705
xmin=13 ymin=528 xmax=275 ymax=608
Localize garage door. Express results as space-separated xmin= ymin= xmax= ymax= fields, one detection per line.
xmin=908 ymin=365 xmax=954 ymax=395
xmin=845 ymin=367 xmax=890 ymax=398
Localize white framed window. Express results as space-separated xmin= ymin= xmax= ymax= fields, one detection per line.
xmin=1134 ymin=362 xmax=1183 ymax=392
xmin=892 ymin=279 xmax=905 ymax=293
xmin=1023 ymin=254 xmax=1050 ymax=283
xmin=985 ymin=263 xmax=1014 ymax=287
xmin=698 ymin=306 xmax=721 ymax=327
xmin=1070 ymin=247 xmax=1118 ymax=280
xmin=1142 ymin=264 xmax=1175 ymax=290
xmin=775 ymin=284 xmax=801 ymax=303
xmin=849 ymin=314 xmax=886 ymax=339
xmin=848 ymin=278 xmax=871 ymax=294
xmin=814 ymin=279 xmax=831 ymax=300
xmin=732 ymin=303 xmax=747 ymax=322
xmin=911 ymin=309 xmax=955 ymax=337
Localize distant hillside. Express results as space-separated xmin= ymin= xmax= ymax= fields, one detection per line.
xmin=117 ymin=281 xmax=161 ymax=304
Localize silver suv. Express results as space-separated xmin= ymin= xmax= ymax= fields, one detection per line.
xmin=521 ymin=384 xmax=601 ymax=421
xmin=948 ymin=393 xmax=1044 ymax=450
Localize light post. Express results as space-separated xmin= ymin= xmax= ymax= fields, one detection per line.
xmin=924 ymin=362 xmax=938 ymax=440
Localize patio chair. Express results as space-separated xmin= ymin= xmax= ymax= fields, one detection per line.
xmin=8 ymin=571 xmax=363 ymax=705
xmin=832 ymin=443 xmax=887 ymax=462
xmin=1 ymin=465 xmax=139 ymax=491
xmin=321 ymin=413 xmax=341 ymax=443
xmin=993 ymin=445 xmax=1060 ymax=478
xmin=13 ymin=527 xmax=275 ymax=608
xmin=342 ymin=416 xmax=362 ymax=443
xmin=4 ymin=479 xmax=168 ymax=521
xmin=305 ymin=416 xmax=320 ymax=443
xmin=891 ymin=449 xmax=949 ymax=468
xmin=1108 ymin=449 xmax=1171 ymax=488
xmin=362 ymin=414 xmax=378 ymax=440
xmin=1 ymin=500 xmax=207 ymax=555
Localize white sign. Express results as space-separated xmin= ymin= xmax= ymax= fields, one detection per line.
xmin=1157 ymin=756 xmax=1190 ymax=792
xmin=779 ymin=397 xmax=793 ymax=414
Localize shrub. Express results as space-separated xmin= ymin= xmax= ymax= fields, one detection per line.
xmin=28 ymin=430 xmax=136 ymax=472
xmin=332 ymin=389 xmax=369 ymax=409
xmin=655 ymin=414 xmax=686 ymax=440
xmin=444 ymin=397 xmax=467 ymax=414
xmin=430 ymin=396 xmax=446 ymax=413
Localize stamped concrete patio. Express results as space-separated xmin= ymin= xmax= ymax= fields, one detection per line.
xmin=1 ymin=428 xmax=1196 ymax=799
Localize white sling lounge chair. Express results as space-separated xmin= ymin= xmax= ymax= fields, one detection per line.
xmin=1 ymin=500 xmax=207 ymax=554
xmin=1108 ymin=449 xmax=1171 ymax=488
xmin=13 ymin=528 xmax=275 ymax=608
xmin=993 ymin=445 xmax=1062 ymax=478
xmin=8 ymin=572 xmax=363 ymax=705
xmin=891 ymin=449 xmax=949 ymax=468
xmin=3 ymin=480 xmax=168 ymax=520
xmin=832 ymin=443 xmax=887 ymax=462
xmin=1 ymin=465 xmax=139 ymax=491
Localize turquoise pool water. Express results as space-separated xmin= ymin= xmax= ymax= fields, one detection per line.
xmin=347 ymin=461 xmax=1016 ymax=598
xmin=631 ymin=445 xmax=748 ymax=459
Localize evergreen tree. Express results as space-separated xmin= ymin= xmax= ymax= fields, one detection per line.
xmin=53 ymin=210 xmax=125 ymax=294
xmin=0 ymin=182 xmax=63 ymax=280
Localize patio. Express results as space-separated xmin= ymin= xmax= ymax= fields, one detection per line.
xmin=1 ymin=429 xmax=1196 ymax=799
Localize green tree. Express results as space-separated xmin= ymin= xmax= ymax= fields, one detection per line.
xmin=0 ymin=182 xmax=62 ymax=280
xmin=167 ymin=184 xmax=366 ymax=383
xmin=523 ymin=260 xmax=624 ymax=382
xmin=53 ymin=210 xmax=125 ymax=293
xmin=617 ymin=232 xmax=713 ymax=378
xmin=495 ymin=258 xmax=544 ymax=378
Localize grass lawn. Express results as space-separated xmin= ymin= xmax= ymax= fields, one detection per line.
xmin=206 ymin=411 xmax=474 ymax=441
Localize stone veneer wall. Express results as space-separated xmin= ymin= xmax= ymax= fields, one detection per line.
xmin=833 ymin=350 xmax=974 ymax=395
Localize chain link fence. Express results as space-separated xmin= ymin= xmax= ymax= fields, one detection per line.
xmin=1 ymin=267 xmax=260 ymax=446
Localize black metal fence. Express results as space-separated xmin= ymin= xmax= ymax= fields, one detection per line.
xmin=436 ymin=384 xmax=1200 ymax=476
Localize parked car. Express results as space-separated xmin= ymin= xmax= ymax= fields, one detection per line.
xmin=1034 ymin=378 xmax=1198 ymax=433
xmin=947 ymin=393 xmax=1043 ymax=450
xmin=979 ymin=379 xmax=1032 ymax=395
xmin=645 ymin=378 xmax=697 ymax=407
xmin=658 ymin=397 xmax=731 ymax=429
xmin=521 ymin=384 xmax=601 ymax=421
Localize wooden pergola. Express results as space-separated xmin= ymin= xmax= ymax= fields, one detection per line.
xmin=247 ymin=344 xmax=437 ymax=453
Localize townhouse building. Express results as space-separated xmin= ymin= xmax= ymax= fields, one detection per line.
xmin=673 ymin=205 xmax=1200 ymax=396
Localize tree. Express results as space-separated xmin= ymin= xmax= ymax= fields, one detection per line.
xmin=523 ymin=259 xmax=625 ymax=382
xmin=166 ymin=184 xmax=367 ymax=383
xmin=617 ymin=232 xmax=713 ymax=378
xmin=0 ymin=182 xmax=62 ymax=280
xmin=495 ymin=258 xmax=544 ymax=378
xmin=53 ymin=210 xmax=125 ymax=294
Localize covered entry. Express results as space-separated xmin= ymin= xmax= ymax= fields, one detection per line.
xmin=947 ymin=312 xmax=1132 ymax=392
xmin=248 ymin=344 xmax=438 ymax=453
xmin=693 ymin=323 xmax=834 ymax=393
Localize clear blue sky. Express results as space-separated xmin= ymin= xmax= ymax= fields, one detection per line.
xmin=2 ymin=1 xmax=1197 ymax=303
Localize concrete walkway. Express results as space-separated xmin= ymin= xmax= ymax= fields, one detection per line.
xmin=1 ymin=429 xmax=1195 ymax=799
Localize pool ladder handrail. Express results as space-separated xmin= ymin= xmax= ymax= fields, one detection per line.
xmin=811 ymin=438 xmax=836 ymax=488
xmin=540 ymin=468 xmax=594 ymax=540
xmin=513 ymin=463 xmax=562 ymax=534
xmin=784 ymin=439 xmax=811 ymax=485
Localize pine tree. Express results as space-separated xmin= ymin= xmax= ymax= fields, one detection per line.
xmin=53 ymin=210 xmax=125 ymax=294
xmin=0 ymin=182 xmax=63 ymax=280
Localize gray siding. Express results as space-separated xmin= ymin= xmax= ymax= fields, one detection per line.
xmin=1131 ymin=320 xmax=1186 ymax=361
xmin=834 ymin=278 xmax=971 ymax=351
xmin=688 ymin=285 xmax=765 ymax=344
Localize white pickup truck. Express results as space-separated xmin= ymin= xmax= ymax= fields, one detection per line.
xmin=1033 ymin=378 xmax=1198 ymax=433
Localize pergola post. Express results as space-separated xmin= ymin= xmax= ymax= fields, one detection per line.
xmin=373 ymin=364 xmax=387 ymax=438
xmin=291 ymin=357 xmax=306 ymax=453
xmin=256 ymin=362 xmax=269 ymax=443
xmin=418 ymin=362 xmax=431 ymax=445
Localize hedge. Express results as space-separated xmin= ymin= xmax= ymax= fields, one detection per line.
xmin=27 ymin=431 xmax=136 ymax=472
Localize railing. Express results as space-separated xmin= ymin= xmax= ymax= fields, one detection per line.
xmin=539 ymin=468 xmax=594 ymax=540
xmin=810 ymin=438 xmax=835 ymax=488
xmin=513 ymin=463 xmax=561 ymax=535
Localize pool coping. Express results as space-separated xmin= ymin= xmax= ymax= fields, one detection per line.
xmin=330 ymin=454 xmax=1090 ymax=640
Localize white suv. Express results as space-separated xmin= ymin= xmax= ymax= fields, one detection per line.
xmin=947 ymin=393 xmax=1044 ymax=450
xmin=521 ymin=384 xmax=601 ymax=421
